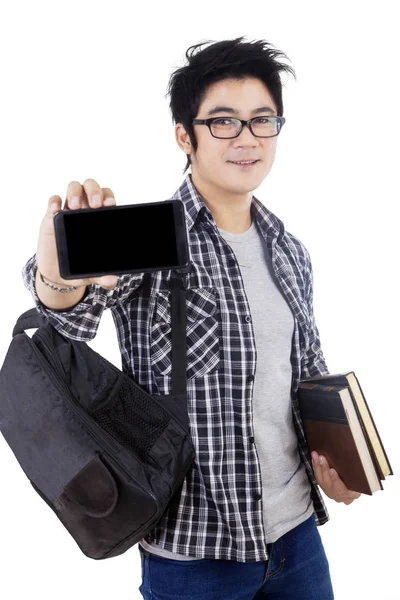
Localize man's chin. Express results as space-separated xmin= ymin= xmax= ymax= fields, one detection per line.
xmin=220 ymin=172 xmax=264 ymax=194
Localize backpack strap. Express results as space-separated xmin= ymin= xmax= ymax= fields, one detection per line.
xmin=170 ymin=269 xmax=188 ymax=397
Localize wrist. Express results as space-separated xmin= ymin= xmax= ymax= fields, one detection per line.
xmin=37 ymin=268 xmax=84 ymax=293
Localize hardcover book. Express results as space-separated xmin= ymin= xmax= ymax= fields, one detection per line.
xmin=297 ymin=371 xmax=393 ymax=495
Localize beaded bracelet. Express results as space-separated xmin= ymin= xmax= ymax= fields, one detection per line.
xmin=38 ymin=270 xmax=83 ymax=294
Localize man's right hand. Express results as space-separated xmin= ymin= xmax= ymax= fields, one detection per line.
xmin=36 ymin=178 xmax=118 ymax=290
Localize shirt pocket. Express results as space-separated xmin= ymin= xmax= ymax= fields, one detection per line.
xmin=150 ymin=287 xmax=220 ymax=379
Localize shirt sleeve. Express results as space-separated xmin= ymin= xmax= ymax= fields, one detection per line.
xmin=300 ymin=246 xmax=330 ymax=379
xmin=21 ymin=253 xmax=145 ymax=342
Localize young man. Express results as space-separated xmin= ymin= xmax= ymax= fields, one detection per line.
xmin=23 ymin=37 xmax=360 ymax=599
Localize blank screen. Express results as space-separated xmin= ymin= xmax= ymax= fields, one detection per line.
xmin=63 ymin=202 xmax=179 ymax=275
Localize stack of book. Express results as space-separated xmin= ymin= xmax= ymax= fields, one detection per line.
xmin=297 ymin=372 xmax=393 ymax=495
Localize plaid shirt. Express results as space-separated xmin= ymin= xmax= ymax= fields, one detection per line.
xmin=22 ymin=173 xmax=330 ymax=562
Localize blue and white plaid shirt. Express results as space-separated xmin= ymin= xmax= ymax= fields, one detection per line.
xmin=22 ymin=173 xmax=330 ymax=562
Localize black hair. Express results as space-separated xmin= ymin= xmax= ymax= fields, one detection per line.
xmin=166 ymin=36 xmax=297 ymax=174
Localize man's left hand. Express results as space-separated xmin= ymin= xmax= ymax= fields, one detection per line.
xmin=311 ymin=451 xmax=362 ymax=505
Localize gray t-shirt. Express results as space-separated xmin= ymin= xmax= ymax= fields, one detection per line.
xmin=140 ymin=219 xmax=313 ymax=560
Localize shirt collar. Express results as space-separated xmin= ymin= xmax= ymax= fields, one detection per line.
xmin=171 ymin=173 xmax=285 ymax=241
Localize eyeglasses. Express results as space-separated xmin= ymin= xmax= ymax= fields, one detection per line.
xmin=192 ymin=116 xmax=286 ymax=139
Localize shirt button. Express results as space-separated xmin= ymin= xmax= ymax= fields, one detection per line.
xmin=249 ymin=436 xmax=255 ymax=443
xmin=244 ymin=315 xmax=252 ymax=323
xmin=254 ymin=493 xmax=262 ymax=501
xmin=247 ymin=375 xmax=254 ymax=383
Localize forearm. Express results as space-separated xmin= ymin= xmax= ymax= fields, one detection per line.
xmin=301 ymin=247 xmax=329 ymax=379
xmin=301 ymin=327 xmax=330 ymax=379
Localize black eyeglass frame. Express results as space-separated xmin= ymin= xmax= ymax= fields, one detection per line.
xmin=192 ymin=116 xmax=286 ymax=139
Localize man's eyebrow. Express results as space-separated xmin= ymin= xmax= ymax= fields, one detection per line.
xmin=206 ymin=105 xmax=277 ymax=116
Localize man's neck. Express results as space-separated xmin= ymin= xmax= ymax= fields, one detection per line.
xmin=190 ymin=172 xmax=253 ymax=234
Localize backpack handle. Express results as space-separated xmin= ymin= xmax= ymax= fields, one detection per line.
xmin=12 ymin=308 xmax=48 ymax=337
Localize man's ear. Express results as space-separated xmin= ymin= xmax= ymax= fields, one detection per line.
xmin=175 ymin=123 xmax=192 ymax=156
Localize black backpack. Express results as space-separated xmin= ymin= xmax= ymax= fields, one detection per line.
xmin=0 ymin=269 xmax=195 ymax=559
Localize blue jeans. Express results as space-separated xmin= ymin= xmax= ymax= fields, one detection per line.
xmin=138 ymin=513 xmax=334 ymax=599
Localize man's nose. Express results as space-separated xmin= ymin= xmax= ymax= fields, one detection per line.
xmin=233 ymin=124 xmax=259 ymax=144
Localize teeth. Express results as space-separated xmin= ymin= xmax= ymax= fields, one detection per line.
xmin=231 ymin=160 xmax=256 ymax=164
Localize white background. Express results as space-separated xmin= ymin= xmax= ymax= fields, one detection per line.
xmin=0 ymin=1 xmax=399 ymax=598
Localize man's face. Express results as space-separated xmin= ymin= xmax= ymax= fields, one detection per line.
xmin=178 ymin=77 xmax=279 ymax=196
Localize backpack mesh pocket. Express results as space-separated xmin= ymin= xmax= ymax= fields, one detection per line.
xmin=89 ymin=376 xmax=171 ymax=461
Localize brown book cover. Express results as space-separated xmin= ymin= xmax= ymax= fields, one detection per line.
xmin=297 ymin=381 xmax=383 ymax=495
xmin=300 ymin=371 xmax=393 ymax=479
